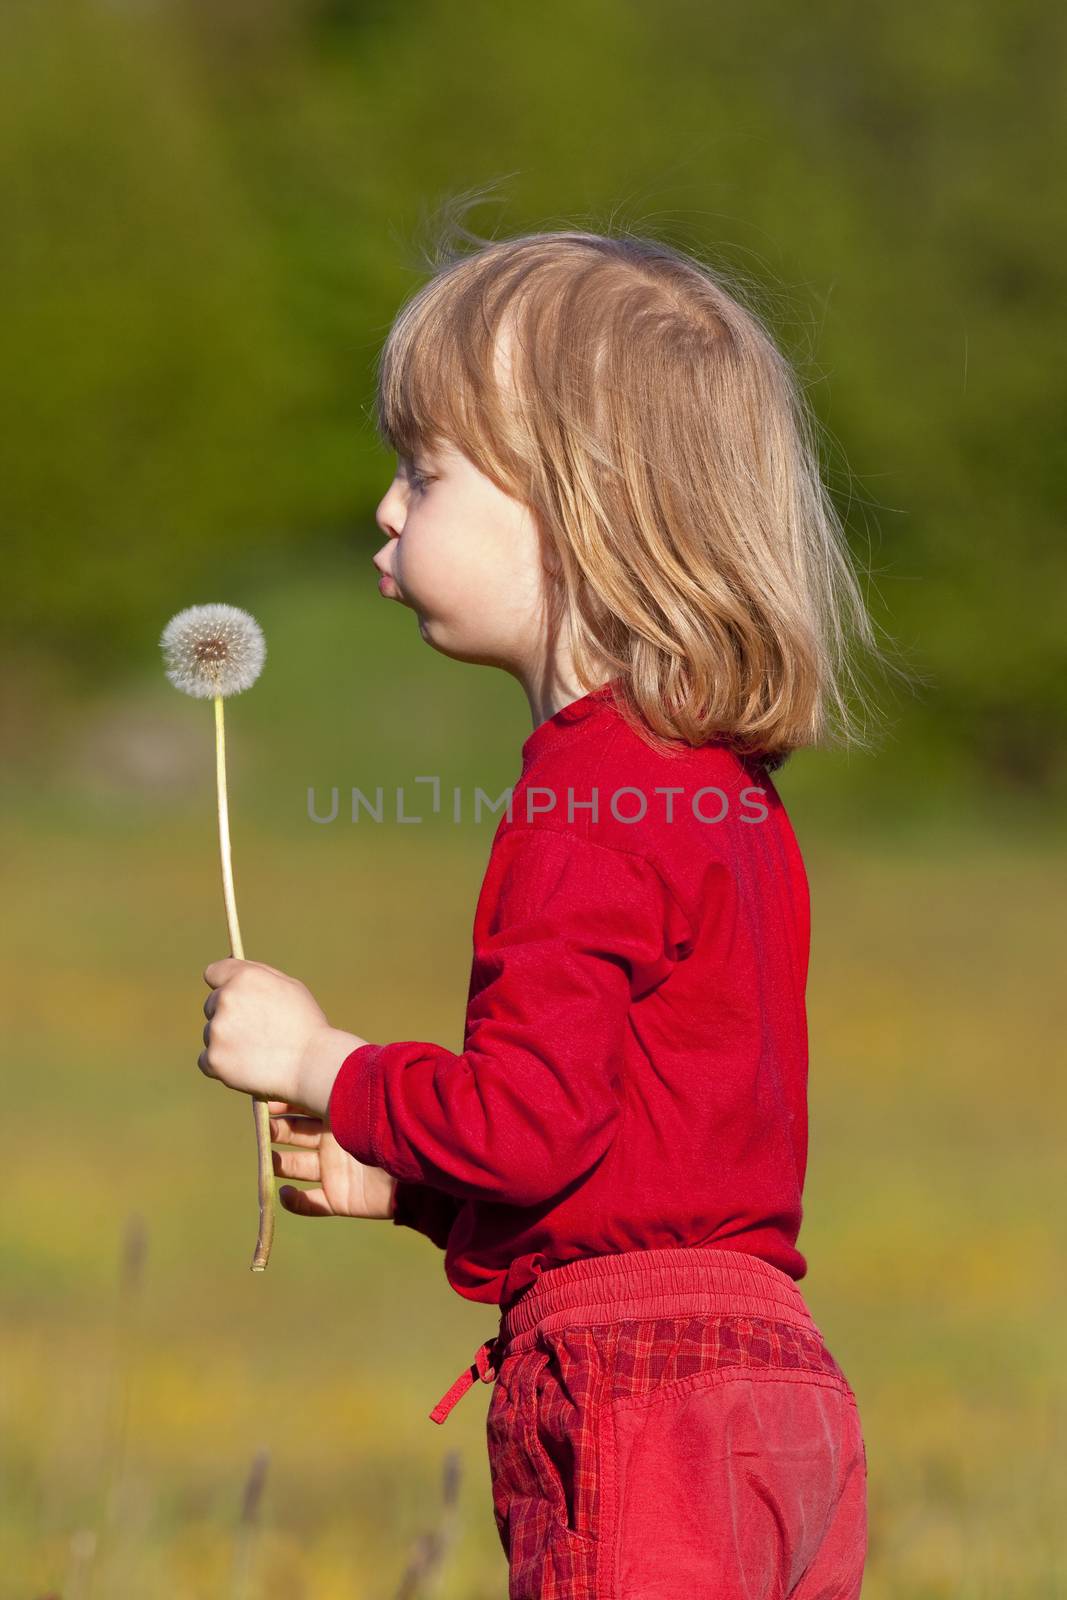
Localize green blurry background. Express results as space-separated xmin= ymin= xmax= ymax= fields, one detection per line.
xmin=2 ymin=1 xmax=1064 ymax=1595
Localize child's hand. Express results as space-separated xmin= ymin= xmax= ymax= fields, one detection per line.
xmin=268 ymin=1099 xmax=398 ymax=1220
xmin=200 ymin=957 xmax=367 ymax=1113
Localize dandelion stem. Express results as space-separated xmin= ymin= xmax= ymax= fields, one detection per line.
xmin=215 ymin=692 xmax=275 ymax=1271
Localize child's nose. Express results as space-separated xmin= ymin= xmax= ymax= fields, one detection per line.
xmin=374 ymin=484 xmax=405 ymax=540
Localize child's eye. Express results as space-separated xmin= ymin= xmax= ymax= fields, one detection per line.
xmin=404 ymin=462 xmax=434 ymax=494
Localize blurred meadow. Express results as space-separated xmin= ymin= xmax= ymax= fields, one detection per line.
xmin=2 ymin=1 xmax=1065 ymax=1596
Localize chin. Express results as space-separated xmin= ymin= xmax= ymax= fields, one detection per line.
xmin=417 ymin=619 xmax=497 ymax=667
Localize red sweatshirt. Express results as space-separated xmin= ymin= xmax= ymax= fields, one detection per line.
xmin=327 ymin=679 xmax=811 ymax=1311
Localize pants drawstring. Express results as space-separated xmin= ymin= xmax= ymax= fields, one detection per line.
xmin=429 ymin=1334 xmax=504 ymax=1425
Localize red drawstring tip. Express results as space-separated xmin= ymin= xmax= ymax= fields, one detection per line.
xmin=428 ymin=1338 xmax=500 ymax=1425
xmin=429 ymin=1366 xmax=475 ymax=1425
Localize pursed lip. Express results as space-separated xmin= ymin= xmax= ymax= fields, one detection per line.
xmin=377 ymin=571 xmax=399 ymax=597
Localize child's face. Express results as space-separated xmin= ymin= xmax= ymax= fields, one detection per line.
xmin=372 ymin=438 xmax=546 ymax=673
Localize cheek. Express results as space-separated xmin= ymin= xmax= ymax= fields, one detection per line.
xmin=390 ymin=523 xmax=432 ymax=587
xmin=399 ymin=517 xmax=481 ymax=602
xmin=400 ymin=500 xmax=542 ymax=630
xmin=400 ymin=534 xmax=472 ymax=609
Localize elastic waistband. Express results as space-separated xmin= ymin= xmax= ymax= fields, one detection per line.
xmin=427 ymin=1246 xmax=819 ymax=1426
xmin=499 ymin=1246 xmax=819 ymax=1356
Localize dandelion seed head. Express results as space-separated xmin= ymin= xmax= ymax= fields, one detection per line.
xmin=160 ymin=603 xmax=266 ymax=699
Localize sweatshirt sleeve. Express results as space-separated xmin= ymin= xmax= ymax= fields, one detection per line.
xmin=327 ymin=827 xmax=688 ymax=1210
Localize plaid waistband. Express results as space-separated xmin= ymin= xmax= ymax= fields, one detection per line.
xmin=428 ymin=1246 xmax=818 ymax=1427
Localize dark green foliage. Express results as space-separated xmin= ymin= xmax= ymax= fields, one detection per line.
xmin=3 ymin=0 xmax=1064 ymax=800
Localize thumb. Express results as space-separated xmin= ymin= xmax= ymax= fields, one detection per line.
xmin=279 ymin=1185 xmax=334 ymax=1217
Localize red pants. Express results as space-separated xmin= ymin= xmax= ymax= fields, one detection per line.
xmin=431 ymin=1246 xmax=868 ymax=1599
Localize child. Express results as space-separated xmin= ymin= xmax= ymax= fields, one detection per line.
xmin=202 ymin=226 xmax=892 ymax=1598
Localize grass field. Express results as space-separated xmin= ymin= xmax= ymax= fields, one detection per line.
xmin=3 ymin=584 xmax=1063 ymax=1595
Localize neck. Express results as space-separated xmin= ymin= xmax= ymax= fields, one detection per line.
xmin=518 ymin=659 xmax=612 ymax=733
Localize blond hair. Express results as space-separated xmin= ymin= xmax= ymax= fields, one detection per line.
xmin=374 ymin=204 xmax=914 ymax=769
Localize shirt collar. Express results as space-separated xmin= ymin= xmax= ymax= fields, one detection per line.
xmin=520 ymin=679 xmax=622 ymax=769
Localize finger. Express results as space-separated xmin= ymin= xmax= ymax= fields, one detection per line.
xmin=245 ymin=960 xmax=294 ymax=982
xmin=272 ymin=1147 xmax=320 ymax=1181
xmin=203 ymin=957 xmax=241 ymax=988
xmin=269 ymin=1114 xmax=322 ymax=1147
xmin=203 ymin=992 xmax=218 ymax=1020
xmin=278 ymin=1185 xmax=334 ymax=1217
xmin=266 ymin=1099 xmax=316 ymax=1118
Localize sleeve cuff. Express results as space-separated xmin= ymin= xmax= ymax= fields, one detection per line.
xmin=391 ymin=1181 xmax=419 ymax=1229
xmin=391 ymin=1180 xmax=459 ymax=1249
xmin=327 ymin=1043 xmax=386 ymax=1167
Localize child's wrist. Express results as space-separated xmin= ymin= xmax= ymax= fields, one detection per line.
xmin=296 ymin=1026 xmax=370 ymax=1118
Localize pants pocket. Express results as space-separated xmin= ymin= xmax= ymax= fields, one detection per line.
xmin=606 ymin=1366 xmax=868 ymax=1600
xmin=486 ymin=1350 xmax=597 ymax=1571
xmin=524 ymin=1347 xmax=598 ymax=1547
